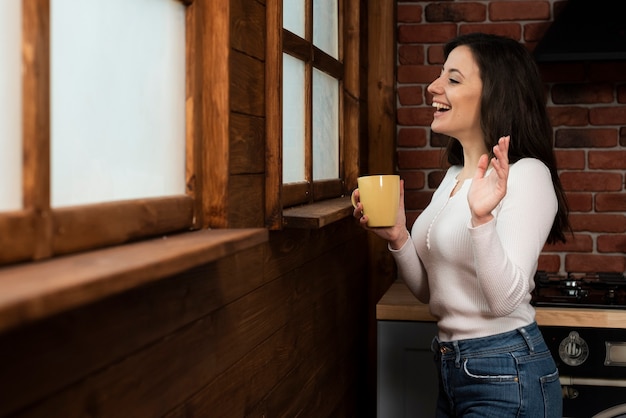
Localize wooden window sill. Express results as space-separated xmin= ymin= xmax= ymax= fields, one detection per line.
xmin=282 ymin=196 xmax=354 ymax=229
xmin=0 ymin=228 xmax=268 ymax=334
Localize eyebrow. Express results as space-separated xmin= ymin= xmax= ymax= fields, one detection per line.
xmin=446 ymin=68 xmax=464 ymax=78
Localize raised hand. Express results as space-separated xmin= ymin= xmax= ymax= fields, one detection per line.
xmin=467 ymin=136 xmax=510 ymax=226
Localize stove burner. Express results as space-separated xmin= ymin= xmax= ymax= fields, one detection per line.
xmin=531 ymin=271 xmax=626 ymax=309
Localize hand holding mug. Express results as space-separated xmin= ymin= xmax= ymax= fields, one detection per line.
xmin=351 ymin=175 xmax=409 ymax=249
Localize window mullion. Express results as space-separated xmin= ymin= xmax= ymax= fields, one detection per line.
xmin=22 ymin=0 xmax=53 ymax=260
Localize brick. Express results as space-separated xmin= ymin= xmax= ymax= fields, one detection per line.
xmin=597 ymin=234 xmax=626 ymax=253
xmin=398 ymin=86 xmax=424 ymax=106
xmin=554 ymin=128 xmax=617 ymax=148
xmin=565 ymin=254 xmax=626 ymax=273
xmin=537 ymin=254 xmax=561 ymax=272
xmin=590 ymin=107 xmax=626 ymax=125
xmin=430 ymin=132 xmax=449 ymax=148
xmin=538 ymin=63 xmax=586 ymax=83
xmin=553 ymin=0 xmax=569 ymax=17
xmin=545 ymin=233 xmax=593 ymax=252
xmin=622 ymin=127 xmax=626 ymax=147
xmin=405 ymin=190 xmax=435 ymax=210
xmin=398 ymin=45 xmax=425 ymax=65
xmin=398 ymin=4 xmax=422 ymax=23
xmin=523 ymin=22 xmax=551 ymax=42
xmin=618 ymin=84 xmax=626 ymax=103
xmin=564 ymin=192 xmax=593 ymax=212
xmin=551 ymin=83 xmax=614 ymax=104
xmin=406 ymin=211 xmax=419 ymax=230
xmin=397 ymin=107 xmax=434 ymax=126
xmin=589 ymin=150 xmax=626 ymax=169
xmin=428 ymin=170 xmax=448 ymax=188
xmin=398 ymin=128 xmax=427 ymax=147
xmin=459 ymin=23 xmax=521 ymax=40
xmin=560 ymin=172 xmax=623 ymax=192
xmin=397 ymin=65 xmax=440 ymax=83
xmin=596 ymin=194 xmax=626 ymax=212
xmin=589 ymin=63 xmax=626 ymax=82
xmin=400 ymin=171 xmax=425 ymax=190
xmin=489 ymin=1 xmax=550 ymax=21
xmin=425 ymin=2 xmax=486 ymax=22
xmin=569 ymin=213 xmax=626 ymax=233
xmin=554 ymin=150 xmax=585 ymax=169
xmin=548 ymin=107 xmax=589 ymax=127
xmin=398 ymin=23 xmax=457 ymax=44
xmin=427 ymin=45 xmax=445 ymax=64
xmin=397 ymin=149 xmax=446 ymax=169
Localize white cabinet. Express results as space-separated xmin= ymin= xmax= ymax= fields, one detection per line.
xmin=377 ymin=320 xmax=439 ymax=417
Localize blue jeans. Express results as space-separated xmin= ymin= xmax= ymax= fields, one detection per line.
xmin=431 ymin=322 xmax=562 ymax=418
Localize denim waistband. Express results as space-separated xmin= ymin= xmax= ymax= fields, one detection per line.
xmin=431 ymin=321 xmax=544 ymax=362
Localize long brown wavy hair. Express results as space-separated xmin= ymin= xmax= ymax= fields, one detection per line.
xmin=442 ymin=32 xmax=570 ymax=244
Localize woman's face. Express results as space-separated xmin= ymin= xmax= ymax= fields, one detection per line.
xmin=427 ymin=45 xmax=483 ymax=142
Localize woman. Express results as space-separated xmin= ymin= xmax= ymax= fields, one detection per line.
xmin=354 ymin=33 xmax=570 ymax=417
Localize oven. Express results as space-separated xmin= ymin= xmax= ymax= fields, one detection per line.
xmin=532 ymin=272 xmax=626 ymax=418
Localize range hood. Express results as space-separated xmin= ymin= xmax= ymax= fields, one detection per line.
xmin=533 ymin=0 xmax=626 ymax=62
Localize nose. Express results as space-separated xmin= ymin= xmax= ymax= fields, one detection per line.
xmin=427 ymin=76 xmax=442 ymax=95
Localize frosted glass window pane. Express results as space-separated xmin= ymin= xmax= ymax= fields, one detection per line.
xmin=0 ymin=2 xmax=22 ymax=211
xmin=313 ymin=0 xmax=338 ymax=58
xmin=51 ymin=0 xmax=186 ymax=208
xmin=313 ymin=69 xmax=338 ymax=180
xmin=283 ymin=0 xmax=305 ymax=38
xmin=282 ymin=54 xmax=306 ymax=183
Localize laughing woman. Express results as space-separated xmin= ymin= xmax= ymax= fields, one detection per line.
xmin=353 ymin=33 xmax=570 ymax=417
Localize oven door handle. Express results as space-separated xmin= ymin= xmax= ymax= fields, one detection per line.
xmin=560 ymin=375 xmax=626 ymax=388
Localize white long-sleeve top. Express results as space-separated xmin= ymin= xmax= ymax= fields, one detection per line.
xmin=390 ymin=158 xmax=558 ymax=341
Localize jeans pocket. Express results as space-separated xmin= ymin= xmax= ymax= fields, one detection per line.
xmin=462 ymin=355 xmax=519 ymax=382
xmin=540 ymin=369 xmax=562 ymax=418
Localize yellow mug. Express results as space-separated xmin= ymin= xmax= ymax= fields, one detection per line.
xmin=351 ymin=175 xmax=400 ymax=227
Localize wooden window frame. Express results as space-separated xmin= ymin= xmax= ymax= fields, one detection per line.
xmin=0 ymin=0 xmax=222 ymax=267
xmin=265 ymin=0 xmax=360 ymax=230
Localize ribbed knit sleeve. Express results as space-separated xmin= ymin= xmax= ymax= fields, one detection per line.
xmin=389 ymin=235 xmax=430 ymax=303
xmin=469 ymin=158 xmax=557 ymax=316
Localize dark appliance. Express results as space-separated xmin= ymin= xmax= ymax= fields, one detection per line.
xmin=532 ymin=272 xmax=626 ymax=418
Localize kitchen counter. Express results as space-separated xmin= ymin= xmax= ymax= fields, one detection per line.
xmin=377 ymin=281 xmax=626 ymax=329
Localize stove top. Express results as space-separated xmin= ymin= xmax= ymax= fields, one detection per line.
xmin=531 ymin=271 xmax=626 ymax=309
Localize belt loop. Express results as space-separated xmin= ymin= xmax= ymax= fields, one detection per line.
xmin=431 ymin=336 xmax=440 ymax=354
xmin=453 ymin=341 xmax=461 ymax=367
xmin=518 ymin=325 xmax=535 ymax=353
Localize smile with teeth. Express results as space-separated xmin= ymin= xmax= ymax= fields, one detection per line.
xmin=432 ymin=102 xmax=451 ymax=111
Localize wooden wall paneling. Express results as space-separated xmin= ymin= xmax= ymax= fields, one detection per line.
xmin=264 ymin=219 xmax=367 ymax=282
xmin=230 ymin=112 xmax=265 ymax=175
xmin=247 ymin=238 xmax=366 ymax=416
xmin=0 ymin=245 xmax=266 ymax=416
xmin=367 ymin=1 xmax=397 ymax=416
xmin=164 ymin=308 xmax=315 ymax=417
xmin=228 ymin=173 xmax=265 ymax=227
xmin=265 ymin=0 xmax=282 ymax=229
xmin=231 ymin=0 xmax=265 ymax=59
xmin=202 ymin=0 xmax=230 ymax=228
xmin=343 ymin=0 xmax=361 ymax=191
xmin=231 ymin=51 xmax=265 ymax=117
xmin=22 ymin=0 xmax=52 ymax=260
xmin=10 ymin=269 xmax=293 ymax=417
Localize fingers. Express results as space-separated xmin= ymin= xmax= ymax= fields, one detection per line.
xmin=474 ymin=154 xmax=490 ymax=180
xmin=491 ymin=135 xmax=510 ymax=177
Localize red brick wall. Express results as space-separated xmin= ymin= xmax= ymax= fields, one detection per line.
xmin=396 ymin=0 xmax=626 ymax=274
